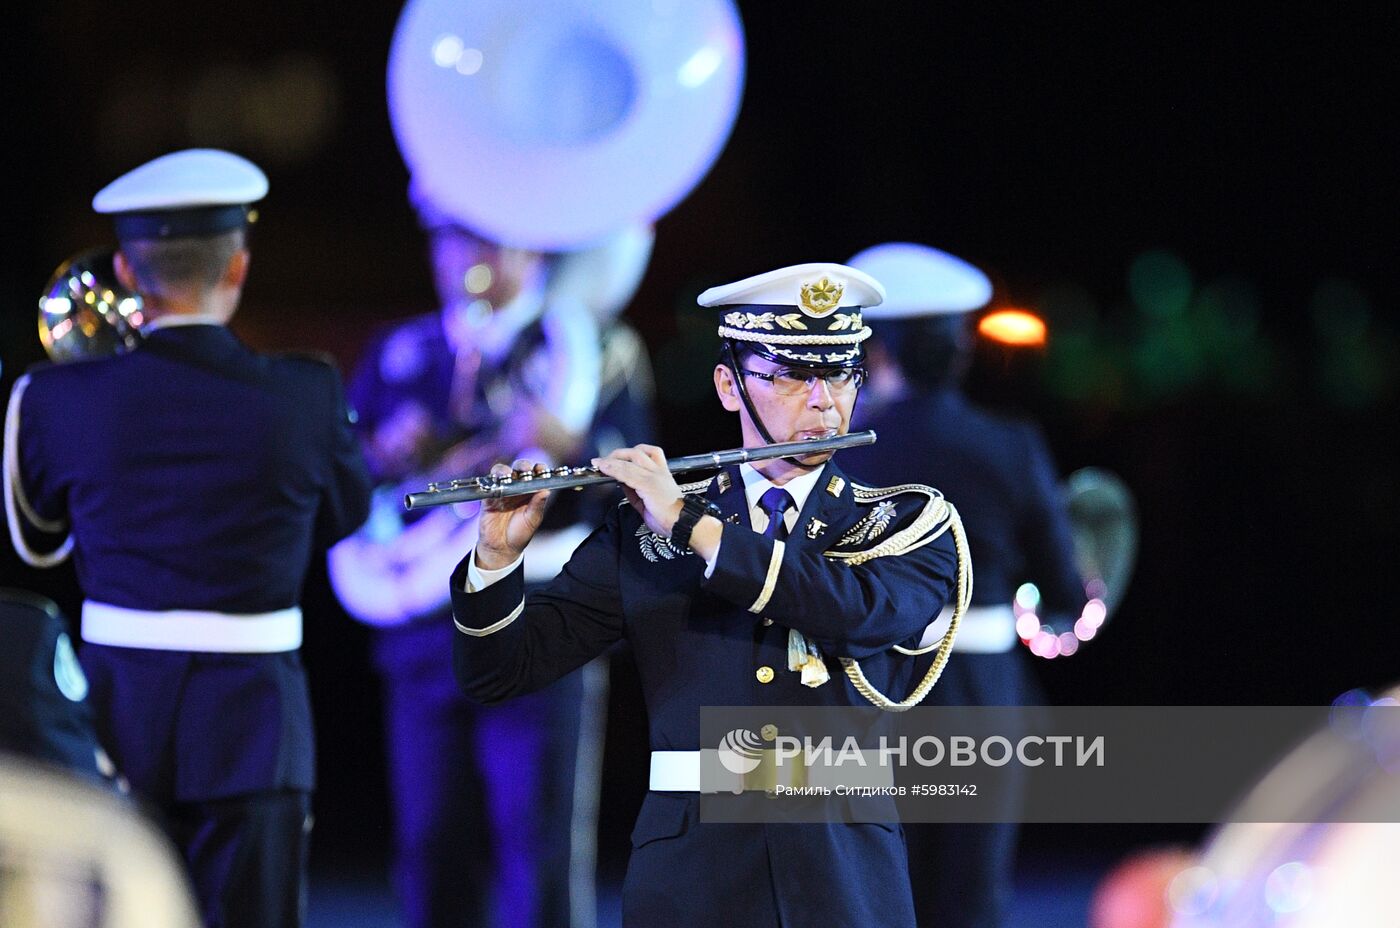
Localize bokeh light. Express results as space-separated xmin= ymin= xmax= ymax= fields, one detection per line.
xmin=979 ymin=309 xmax=1047 ymax=347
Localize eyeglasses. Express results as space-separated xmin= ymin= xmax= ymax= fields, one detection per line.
xmin=739 ymin=366 xmax=867 ymax=396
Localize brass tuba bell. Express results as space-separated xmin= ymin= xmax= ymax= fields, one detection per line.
xmin=37 ymin=247 xmax=145 ymax=362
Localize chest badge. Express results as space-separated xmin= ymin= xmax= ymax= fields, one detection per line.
xmin=805 ymin=518 xmax=828 ymax=540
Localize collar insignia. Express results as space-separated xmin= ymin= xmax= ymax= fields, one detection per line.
xmin=717 ymin=472 xmax=732 ymax=494
xmin=826 ymin=475 xmax=846 ymax=497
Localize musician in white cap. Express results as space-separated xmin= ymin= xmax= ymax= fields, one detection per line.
xmin=841 ymin=242 xmax=1087 ymax=928
xmin=5 ymin=149 xmax=371 ymax=928
xmin=450 ymin=263 xmax=970 ymax=927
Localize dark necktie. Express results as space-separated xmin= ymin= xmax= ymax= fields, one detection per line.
xmin=759 ymin=486 xmax=794 ymax=541
xmin=757 ymin=486 xmax=828 ymax=686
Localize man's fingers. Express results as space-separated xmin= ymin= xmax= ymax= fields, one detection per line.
xmin=608 ymin=446 xmax=662 ymax=468
xmin=485 ymin=461 xmax=549 ymax=512
xmin=592 ymin=456 xmax=642 ymax=482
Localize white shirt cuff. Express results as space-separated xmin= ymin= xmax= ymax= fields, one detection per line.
xmin=703 ymin=535 xmax=721 ymax=578
xmin=465 ymin=548 xmax=525 ymax=592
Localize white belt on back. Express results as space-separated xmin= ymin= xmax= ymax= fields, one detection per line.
xmin=649 ymin=749 xmax=894 ymax=793
xmin=81 ymin=601 xmax=302 ymax=653
xmin=919 ymin=603 xmax=1017 ymax=654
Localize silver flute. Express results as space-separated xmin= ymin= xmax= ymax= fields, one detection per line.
xmin=403 ymin=430 xmax=877 ymax=510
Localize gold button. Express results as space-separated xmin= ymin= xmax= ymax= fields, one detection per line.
xmin=761 ymin=618 xmax=774 ymax=627
xmin=760 ymin=724 xmax=778 ymax=741
xmin=756 ymin=666 xmax=775 ymax=684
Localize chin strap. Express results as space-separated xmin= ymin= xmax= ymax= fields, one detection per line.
xmin=722 ymin=340 xmax=779 ymax=446
xmin=722 ymin=341 xmax=856 ymax=466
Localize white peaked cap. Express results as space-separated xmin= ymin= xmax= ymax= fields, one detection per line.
xmin=698 ymin=263 xmax=884 ymax=367
xmin=93 ymin=149 xmax=268 ymax=214
xmin=698 ymin=262 xmax=884 ymax=309
xmin=847 ymin=243 xmax=991 ymax=318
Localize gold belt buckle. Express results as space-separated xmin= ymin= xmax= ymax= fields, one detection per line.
xmin=742 ymin=751 xmax=809 ymax=793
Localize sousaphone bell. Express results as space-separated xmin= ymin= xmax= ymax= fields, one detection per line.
xmin=387 ymin=0 xmax=745 ymax=250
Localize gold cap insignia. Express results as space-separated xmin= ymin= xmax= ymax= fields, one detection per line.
xmin=799 ymin=277 xmax=844 ymax=317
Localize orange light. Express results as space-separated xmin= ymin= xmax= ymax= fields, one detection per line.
xmin=978 ymin=309 xmax=1047 ymax=347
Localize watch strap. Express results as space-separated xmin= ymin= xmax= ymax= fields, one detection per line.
xmin=671 ymin=494 xmax=721 ymax=550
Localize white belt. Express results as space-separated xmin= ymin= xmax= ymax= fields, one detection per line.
xmin=918 ymin=604 xmax=1017 ymax=654
xmin=82 ymin=601 xmax=302 ymax=653
xmin=649 ymin=749 xmax=894 ymax=793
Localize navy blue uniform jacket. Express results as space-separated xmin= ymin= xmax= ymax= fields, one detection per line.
xmin=846 ymin=388 xmax=1082 ymax=615
xmin=451 ymin=458 xmax=959 ymax=927
xmin=14 ymin=325 xmax=371 ymax=799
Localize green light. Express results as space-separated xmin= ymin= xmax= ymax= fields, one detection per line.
xmin=1045 ymin=332 xmax=1118 ymax=405
xmin=1130 ymin=316 xmax=1206 ymax=398
xmin=1129 ymin=250 xmax=1193 ymax=320
xmin=1310 ymin=279 xmax=1370 ymax=344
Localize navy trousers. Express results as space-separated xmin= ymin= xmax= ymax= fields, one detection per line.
xmin=80 ymin=644 xmax=315 ymax=928
xmin=166 ymin=791 xmax=311 ymax=928
xmin=906 ymin=651 xmax=1037 ymax=928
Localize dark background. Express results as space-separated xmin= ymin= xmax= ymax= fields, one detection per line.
xmin=5 ymin=0 xmax=1398 ymax=898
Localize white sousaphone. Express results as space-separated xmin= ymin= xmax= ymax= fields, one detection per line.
xmin=328 ymin=0 xmax=744 ymax=627
xmin=387 ymin=0 xmax=744 ymax=251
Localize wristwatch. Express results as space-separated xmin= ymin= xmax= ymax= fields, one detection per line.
xmin=671 ymin=494 xmax=723 ymax=550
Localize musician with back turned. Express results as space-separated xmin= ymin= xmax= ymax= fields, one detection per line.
xmin=450 ymin=263 xmax=969 ymax=927
xmin=3 ymin=149 xmax=372 ymax=928
xmin=841 ymin=243 xmax=1088 ymax=928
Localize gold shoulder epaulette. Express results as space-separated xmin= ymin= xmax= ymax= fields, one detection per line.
xmin=825 ymin=482 xmax=953 ymax=565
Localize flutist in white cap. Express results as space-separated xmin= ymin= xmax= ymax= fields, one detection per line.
xmin=449 ymin=262 xmax=973 ymax=927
